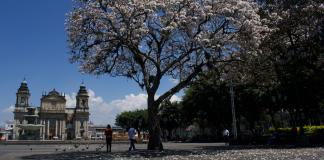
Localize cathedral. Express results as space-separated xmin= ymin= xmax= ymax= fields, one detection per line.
xmin=13 ymin=80 xmax=90 ymax=140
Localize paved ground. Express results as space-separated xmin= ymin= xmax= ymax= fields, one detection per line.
xmin=1 ymin=143 xmax=324 ymax=160
xmin=0 ymin=142 xmax=221 ymax=160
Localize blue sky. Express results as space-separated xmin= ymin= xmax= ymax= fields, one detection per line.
xmin=0 ymin=0 xmax=181 ymax=126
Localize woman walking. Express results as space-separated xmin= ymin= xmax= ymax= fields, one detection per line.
xmin=105 ymin=124 xmax=113 ymax=152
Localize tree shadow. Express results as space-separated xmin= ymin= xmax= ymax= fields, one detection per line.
xmin=22 ymin=145 xmax=324 ymax=159
xmin=199 ymin=144 xmax=324 ymax=151
xmin=22 ymin=149 xmax=200 ymax=160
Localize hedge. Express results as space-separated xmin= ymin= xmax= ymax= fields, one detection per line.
xmin=268 ymin=125 xmax=324 ymax=135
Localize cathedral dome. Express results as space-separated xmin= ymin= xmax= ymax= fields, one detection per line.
xmin=48 ymin=89 xmax=60 ymax=96
xmin=17 ymin=79 xmax=30 ymax=94
xmin=41 ymin=88 xmax=66 ymax=104
xmin=78 ymin=82 xmax=88 ymax=96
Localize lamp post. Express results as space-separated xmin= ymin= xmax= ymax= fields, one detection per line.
xmin=230 ymin=80 xmax=237 ymax=140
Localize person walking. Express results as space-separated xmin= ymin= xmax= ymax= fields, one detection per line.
xmin=128 ymin=127 xmax=137 ymax=151
xmin=105 ymin=124 xmax=113 ymax=152
xmin=223 ymin=128 xmax=230 ymax=146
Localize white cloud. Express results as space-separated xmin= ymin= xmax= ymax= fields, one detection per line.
xmin=66 ymin=90 xmax=148 ymax=126
xmin=169 ymin=78 xmax=179 ymax=84
xmin=65 ymin=92 xmax=77 ymax=108
xmin=66 ymin=90 xmax=182 ymax=126
xmin=0 ymin=105 xmax=14 ymax=127
xmin=3 ymin=105 xmax=14 ymax=112
xmin=109 ymin=93 xmax=148 ymax=111
xmin=170 ymin=95 xmax=182 ymax=102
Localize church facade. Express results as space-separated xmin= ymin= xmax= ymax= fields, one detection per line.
xmin=13 ymin=80 xmax=90 ymax=140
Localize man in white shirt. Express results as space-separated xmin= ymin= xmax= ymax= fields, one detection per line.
xmin=223 ymin=128 xmax=230 ymax=146
xmin=128 ymin=127 xmax=136 ymax=151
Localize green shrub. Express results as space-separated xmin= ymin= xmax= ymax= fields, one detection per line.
xmin=267 ymin=127 xmax=292 ymax=135
xmin=304 ymin=125 xmax=324 ymax=135
xmin=267 ymin=125 xmax=324 ymax=135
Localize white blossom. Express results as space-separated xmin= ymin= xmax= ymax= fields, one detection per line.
xmin=66 ymin=0 xmax=268 ymax=79
xmin=319 ymin=4 xmax=324 ymax=11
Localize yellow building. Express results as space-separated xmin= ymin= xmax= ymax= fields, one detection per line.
xmin=13 ymin=80 xmax=90 ymax=140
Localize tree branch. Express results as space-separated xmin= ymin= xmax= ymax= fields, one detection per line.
xmin=156 ymin=63 xmax=204 ymax=105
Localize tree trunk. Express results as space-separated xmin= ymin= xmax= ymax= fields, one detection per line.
xmin=147 ymin=95 xmax=163 ymax=150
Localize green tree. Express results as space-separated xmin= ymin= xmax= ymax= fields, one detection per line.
xmin=115 ymin=109 xmax=148 ymax=133
xmin=182 ymin=70 xmax=273 ymax=137
xmin=260 ymin=0 xmax=324 ymax=130
xmin=160 ymin=100 xmax=185 ymax=140
xmin=182 ymin=71 xmax=232 ymax=134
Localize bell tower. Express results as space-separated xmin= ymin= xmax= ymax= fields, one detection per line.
xmin=13 ymin=78 xmax=31 ymax=140
xmin=74 ymin=82 xmax=90 ymax=139
xmin=76 ymin=82 xmax=89 ymax=109
xmin=15 ymin=78 xmax=30 ymax=108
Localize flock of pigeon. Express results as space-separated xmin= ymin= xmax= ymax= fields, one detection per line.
xmin=27 ymin=143 xmax=106 ymax=153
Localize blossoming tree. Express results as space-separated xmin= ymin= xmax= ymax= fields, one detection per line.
xmin=66 ymin=0 xmax=267 ymax=150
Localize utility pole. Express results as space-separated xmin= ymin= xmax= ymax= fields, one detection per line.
xmin=230 ymin=80 xmax=237 ymax=140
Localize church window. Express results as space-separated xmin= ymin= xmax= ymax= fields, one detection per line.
xmin=80 ymin=120 xmax=84 ymax=128
xmin=82 ymin=100 xmax=86 ymax=107
xmin=20 ymin=97 xmax=25 ymax=104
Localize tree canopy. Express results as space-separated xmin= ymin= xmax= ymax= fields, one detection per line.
xmin=67 ymin=0 xmax=267 ymax=150
xmin=115 ymin=109 xmax=148 ymax=132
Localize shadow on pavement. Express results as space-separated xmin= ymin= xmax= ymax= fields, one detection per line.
xmin=22 ymin=149 xmax=199 ymax=159
xmin=22 ymin=145 xmax=324 ymax=159
xmin=199 ymin=144 xmax=324 ymax=151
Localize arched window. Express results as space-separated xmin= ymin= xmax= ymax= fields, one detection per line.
xmin=81 ymin=99 xmax=86 ymax=107
xmin=80 ymin=120 xmax=84 ymax=128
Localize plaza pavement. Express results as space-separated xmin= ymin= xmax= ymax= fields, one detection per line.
xmin=1 ymin=142 xmax=324 ymax=160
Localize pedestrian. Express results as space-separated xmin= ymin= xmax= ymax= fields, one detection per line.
xmin=128 ymin=127 xmax=137 ymax=151
xmin=104 ymin=124 xmax=113 ymax=152
xmin=223 ymin=128 xmax=230 ymax=146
